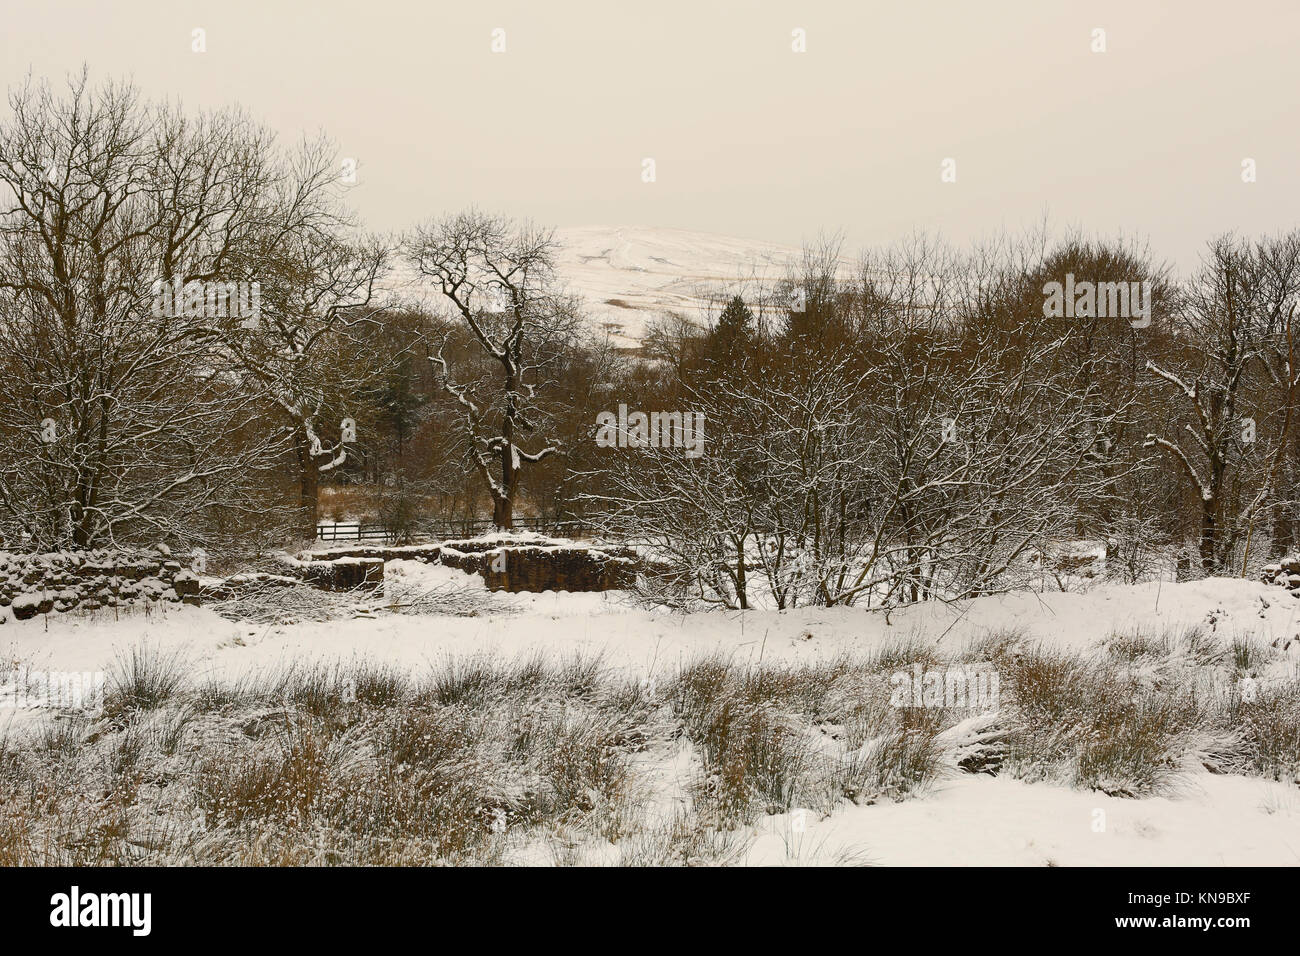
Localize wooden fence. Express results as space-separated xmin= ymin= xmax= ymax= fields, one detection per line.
xmin=315 ymin=523 xmax=399 ymax=543
xmin=316 ymin=517 xmax=593 ymax=543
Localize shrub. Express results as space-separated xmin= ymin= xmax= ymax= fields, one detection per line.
xmin=105 ymin=644 xmax=188 ymax=717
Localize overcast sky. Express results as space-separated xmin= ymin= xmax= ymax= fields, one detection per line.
xmin=4 ymin=0 xmax=1298 ymax=271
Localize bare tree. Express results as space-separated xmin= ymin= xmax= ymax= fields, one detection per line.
xmin=194 ymin=199 xmax=393 ymax=532
xmin=588 ymin=233 xmax=1126 ymax=610
xmin=405 ymin=210 xmax=578 ymax=528
xmin=0 ymin=70 xmax=293 ymax=550
xmin=1144 ymin=233 xmax=1300 ymax=573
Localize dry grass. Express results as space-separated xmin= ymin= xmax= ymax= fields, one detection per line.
xmin=0 ymin=654 xmax=651 ymax=865
xmin=669 ymin=653 xmax=954 ymax=825
xmin=318 ymin=486 xmax=385 ymax=524
xmin=995 ymin=625 xmax=1298 ymax=795
xmin=0 ymin=625 xmax=1294 ymax=865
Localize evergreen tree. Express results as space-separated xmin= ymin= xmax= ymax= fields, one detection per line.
xmin=708 ymin=295 xmax=754 ymax=371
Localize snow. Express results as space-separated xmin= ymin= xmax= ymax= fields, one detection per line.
xmin=10 ymin=593 xmax=45 ymax=615
xmin=3 ymin=568 xmax=1298 ymax=866
xmin=552 ymin=225 xmax=810 ymax=347
xmin=5 ymin=569 xmax=1298 ymax=682
xmin=750 ymin=773 xmax=1300 ymax=866
xmin=388 ymin=225 xmax=855 ymax=350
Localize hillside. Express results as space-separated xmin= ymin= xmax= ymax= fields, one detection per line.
xmin=552 ymin=225 xmax=807 ymax=348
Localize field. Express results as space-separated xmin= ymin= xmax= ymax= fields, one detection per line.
xmin=2 ymin=561 xmax=1297 ymax=866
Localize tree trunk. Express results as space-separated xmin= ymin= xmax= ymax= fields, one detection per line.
xmin=734 ymin=534 xmax=748 ymax=609
xmin=300 ymin=442 xmax=320 ymax=537
xmin=492 ymin=494 xmax=513 ymax=530
xmin=495 ymin=373 xmax=518 ymax=531
xmin=1276 ymin=460 xmax=1298 ymax=555
xmin=1200 ymin=502 xmax=1217 ymax=574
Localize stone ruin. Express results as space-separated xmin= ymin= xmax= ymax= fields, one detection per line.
xmin=442 ymin=538 xmax=639 ymax=592
xmin=0 ymin=546 xmax=391 ymax=621
xmin=1260 ymin=557 xmax=1300 ymax=592
xmin=306 ymin=533 xmax=641 ymax=593
xmin=0 ymin=533 xmax=636 ymax=621
xmin=0 ymin=546 xmax=200 ymax=621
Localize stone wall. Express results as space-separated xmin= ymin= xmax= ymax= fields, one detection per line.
xmin=0 ymin=547 xmax=201 ymax=620
xmin=293 ymin=556 xmax=385 ymax=591
xmin=0 ymin=535 xmax=624 ymax=620
xmin=1260 ymin=557 xmax=1300 ymax=591
xmin=300 ymin=544 xmax=442 ymax=564
xmin=310 ymin=535 xmax=640 ymax=593
xmin=199 ymin=556 xmax=386 ymax=600
xmin=454 ymin=542 xmax=638 ymax=592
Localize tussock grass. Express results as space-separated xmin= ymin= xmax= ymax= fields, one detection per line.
xmin=866 ymin=634 xmax=942 ymax=672
xmin=997 ymin=645 xmax=1204 ymax=795
xmin=956 ymin=627 xmax=1028 ymax=663
xmin=0 ymin=650 xmax=652 ymax=865
xmin=1103 ymin=624 xmax=1224 ymax=668
xmin=1213 ymin=679 xmax=1300 ymax=781
xmin=1231 ymin=637 xmax=1270 ymax=674
xmin=611 ymin=809 xmax=753 ymax=866
xmin=668 ymin=653 xmax=952 ymax=825
xmin=105 ymin=643 xmax=188 ymax=717
xmin=0 ymin=626 xmax=1294 ymax=865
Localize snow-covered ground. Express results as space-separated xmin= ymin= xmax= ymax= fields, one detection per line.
xmin=4 ymin=566 xmax=1298 ymax=866
xmin=10 ymin=564 xmax=1296 ymax=678
xmin=749 ymin=773 xmax=1300 ymax=866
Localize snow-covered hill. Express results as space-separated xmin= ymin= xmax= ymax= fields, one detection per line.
xmin=552 ymin=225 xmax=806 ymax=348
xmin=391 ymin=225 xmax=818 ymax=349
